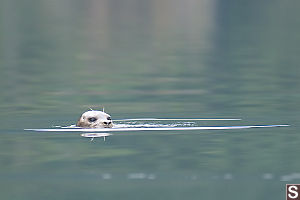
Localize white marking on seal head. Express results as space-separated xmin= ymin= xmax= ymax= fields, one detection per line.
xmin=76 ymin=110 xmax=113 ymax=128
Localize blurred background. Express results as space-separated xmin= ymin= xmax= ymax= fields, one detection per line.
xmin=0 ymin=0 xmax=300 ymax=199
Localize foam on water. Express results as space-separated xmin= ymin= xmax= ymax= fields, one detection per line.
xmin=114 ymin=121 xmax=196 ymax=128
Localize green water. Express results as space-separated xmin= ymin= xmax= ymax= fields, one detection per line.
xmin=1 ymin=0 xmax=300 ymax=199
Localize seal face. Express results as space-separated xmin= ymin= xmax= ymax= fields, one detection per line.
xmin=77 ymin=111 xmax=113 ymax=128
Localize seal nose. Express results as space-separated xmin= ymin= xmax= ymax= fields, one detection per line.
xmin=103 ymin=121 xmax=111 ymax=125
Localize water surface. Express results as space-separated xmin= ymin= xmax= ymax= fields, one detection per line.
xmin=1 ymin=0 xmax=300 ymax=199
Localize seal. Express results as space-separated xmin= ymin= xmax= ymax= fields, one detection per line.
xmin=76 ymin=110 xmax=113 ymax=128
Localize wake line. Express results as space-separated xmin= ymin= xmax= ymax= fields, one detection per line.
xmin=113 ymin=118 xmax=241 ymax=121
xmin=25 ymin=125 xmax=289 ymax=133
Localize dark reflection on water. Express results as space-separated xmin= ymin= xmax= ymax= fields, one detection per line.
xmin=0 ymin=0 xmax=300 ymax=199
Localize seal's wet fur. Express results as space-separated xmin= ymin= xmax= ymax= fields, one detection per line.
xmin=77 ymin=110 xmax=113 ymax=128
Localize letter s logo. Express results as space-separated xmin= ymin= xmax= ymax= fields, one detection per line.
xmin=288 ymin=186 xmax=299 ymax=199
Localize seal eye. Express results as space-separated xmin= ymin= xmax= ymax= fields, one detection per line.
xmin=107 ymin=117 xmax=111 ymax=120
xmin=88 ymin=117 xmax=97 ymax=123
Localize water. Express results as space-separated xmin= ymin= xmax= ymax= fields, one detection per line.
xmin=1 ymin=0 xmax=300 ymax=199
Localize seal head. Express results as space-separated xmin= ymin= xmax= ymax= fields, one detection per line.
xmin=77 ymin=111 xmax=113 ymax=128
